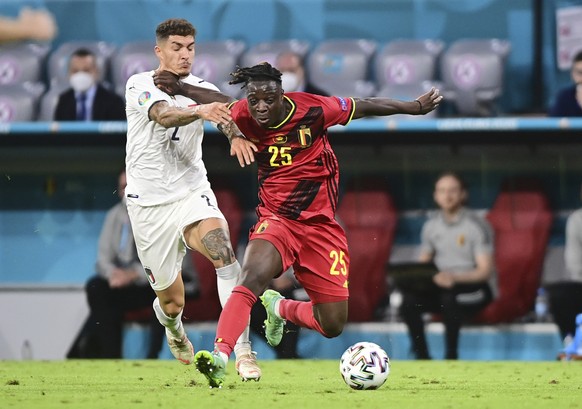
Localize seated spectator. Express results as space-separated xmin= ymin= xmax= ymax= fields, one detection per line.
xmin=68 ymin=169 xmax=198 ymax=359
xmin=400 ymin=171 xmax=495 ymax=360
xmin=0 ymin=8 xmax=57 ymax=43
xmin=54 ymin=48 xmax=125 ymax=121
xmin=275 ymin=51 xmax=328 ymax=96
xmin=549 ymin=50 xmax=582 ymax=117
xmin=545 ymin=183 xmax=582 ymax=342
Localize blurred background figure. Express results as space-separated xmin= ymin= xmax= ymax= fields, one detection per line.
xmin=548 ymin=50 xmax=582 ymax=117
xmin=400 ymin=172 xmax=495 ymax=360
xmin=68 ymin=169 xmax=199 ymax=359
xmin=0 ymin=7 xmax=57 ymax=43
xmin=545 ymin=183 xmax=582 ymax=344
xmin=275 ymin=51 xmax=328 ymax=96
xmin=54 ymin=48 xmax=125 ymax=121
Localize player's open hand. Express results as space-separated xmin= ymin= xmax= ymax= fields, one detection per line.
xmin=230 ymin=136 xmax=257 ymax=167
xmin=414 ymin=87 xmax=443 ymax=115
xmin=153 ymin=70 xmax=183 ymax=96
xmin=193 ymin=102 xmax=232 ymax=126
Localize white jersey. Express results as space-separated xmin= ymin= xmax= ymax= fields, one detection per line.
xmin=125 ymin=71 xmax=220 ymax=206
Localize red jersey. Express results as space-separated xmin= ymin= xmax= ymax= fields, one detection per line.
xmin=230 ymin=92 xmax=355 ymax=221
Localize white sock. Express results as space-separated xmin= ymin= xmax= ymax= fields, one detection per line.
xmin=153 ymin=297 xmax=184 ymax=339
xmin=216 ymin=261 xmax=253 ymax=350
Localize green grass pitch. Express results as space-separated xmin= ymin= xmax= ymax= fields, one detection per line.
xmin=2 ymin=360 xmax=581 ymax=409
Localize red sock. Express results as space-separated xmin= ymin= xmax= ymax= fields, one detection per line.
xmin=279 ymin=299 xmax=326 ymax=336
xmin=214 ymin=285 xmax=256 ymax=356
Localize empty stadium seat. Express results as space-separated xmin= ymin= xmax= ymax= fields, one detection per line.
xmin=47 ymin=41 xmax=116 ymax=88
xmin=240 ymin=39 xmax=310 ymax=68
xmin=306 ymin=39 xmax=377 ymax=97
xmin=193 ymin=40 xmax=246 ymax=99
xmin=336 ymin=180 xmax=398 ymax=322
xmin=0 ymin=42 xmax=50 ymax=86
xmin=374 ymin=39 xmax=444 ymax=88
xmin=110 ymin=41 xmax=158 ymax=96
xmin=440 ymin=39 xmax=511 ymax=117
xmin=474 ymin=178 xmax=553 ymax=324
xmin=0 ymin=83 xmax=45 ymax=122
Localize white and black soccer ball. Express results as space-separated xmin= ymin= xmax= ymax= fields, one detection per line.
xmin=339 ymin=341 xmax=390 ymax=390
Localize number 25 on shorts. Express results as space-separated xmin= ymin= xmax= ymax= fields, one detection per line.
xmin=329 ymin=249 xmax=347 ymax=276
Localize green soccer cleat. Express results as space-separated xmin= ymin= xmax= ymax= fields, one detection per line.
xmin=195 ymin=350 xmax=226 ymax=388
xmin=260 ymin=289 xmax=285 ymax=347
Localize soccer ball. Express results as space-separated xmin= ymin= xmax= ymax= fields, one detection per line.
xmin=339 ymin=342 xmax=390 ymax=390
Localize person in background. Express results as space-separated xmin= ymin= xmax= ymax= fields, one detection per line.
xmin=400 ymin=171 xmax=495 ymax=360
xmin=545 ymin=183 xmax=582 ymax=343
xmin=275 ymin=51 xmax=328 ymax=96
xmin=0 ymin=8 xmax=57 ymax=43
xmin=549 ymin=50 xmax=582 ymax=117
xmin=54 ymin=48 xmax=126 ymax=121
xmin=68 ymin=169 xmax=199 ymax=359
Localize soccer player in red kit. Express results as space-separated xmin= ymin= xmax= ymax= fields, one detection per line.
xmin=153 ymin=63 xmax=442 ymax=387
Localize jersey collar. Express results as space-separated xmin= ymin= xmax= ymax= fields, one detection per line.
xmin=268 ymin=95 xmax=296 ymax=130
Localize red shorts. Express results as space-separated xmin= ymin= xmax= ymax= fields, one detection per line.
xmin=249 ymin=215 xmax=350 ymax=304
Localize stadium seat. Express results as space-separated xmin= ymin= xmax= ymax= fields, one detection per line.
xmin=374 ymin=39 xmax=444 ymax=88
xmin=474 ymin=178 xmax=553 ymax=324
xmin=193 ymin=40 xmax=246 ymax=99
xmin=110 ymin=41 xmax=158 ymax=96
xmin=0 ymin=83 xmax=45 ymax=122
xmin=37 ymin=83 xmax=69 ymax=121
xmin=0 ymin=41 xmax=50 ymax=86
xmin=47 ymin=41 xmax=116 ymax=88
xmin=440 ymin=39 xmax=511 ymax=117
xmin=240 ymin=39 xmax=310 ymax=68
xmin=336 ymin=180 xmax=398 ymax=322
xmin=306 ymin=39 xmax=377 ymax=97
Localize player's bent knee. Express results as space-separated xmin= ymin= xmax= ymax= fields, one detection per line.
xmin=320 ymin=320 xmax=346 ymax=339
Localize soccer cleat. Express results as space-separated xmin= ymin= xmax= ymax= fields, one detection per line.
xmin=260 ymin=289 xmax=285 ymax=347
xmin=166 ymin=329 xmax=194 ymax=365
xmin=235 ymin=351 xmax=261 ymax=382
xmin=195 ymin=349 xmax=226 ymax=388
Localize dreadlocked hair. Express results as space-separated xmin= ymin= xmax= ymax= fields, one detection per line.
xmin=229 ymin=62 xmax=282 ymax=88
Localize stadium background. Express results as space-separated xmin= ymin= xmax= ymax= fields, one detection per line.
xmin=0 ymin=0 xmax=581 ymax=361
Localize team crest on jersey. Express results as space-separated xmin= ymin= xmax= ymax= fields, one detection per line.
xmin=457 ymin=234 xmax=465 ymax=246
xmin=145 ymin=267 xmax=156 ymax=284
xmin=273 ymin=134 xmax=287 ymax=144
xmin=256 ymin=220 xmax=269 ymax=233
xmin=138 ymin=91 xmax=151 ymax=106
xmin=298 ymin=126 xmax=312 ymax=147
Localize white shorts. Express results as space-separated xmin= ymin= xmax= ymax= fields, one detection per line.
xmin=127 ymin=183 xmax=225 ymax=291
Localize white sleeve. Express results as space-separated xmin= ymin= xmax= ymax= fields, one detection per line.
xmin=125 ymin=72 xmax=172 ymax=119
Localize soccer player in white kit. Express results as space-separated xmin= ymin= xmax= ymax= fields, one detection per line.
xmin=124 ymin=18 xmax=260 ymax=381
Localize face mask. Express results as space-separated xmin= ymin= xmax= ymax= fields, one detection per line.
xmin=70 ymin=71 xmax=95 ymax=93
xmin=281 ymin=71 xmax=299 ymax=92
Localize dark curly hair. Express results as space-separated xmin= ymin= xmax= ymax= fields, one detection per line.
xmin=156 ymin=19 xmax=196 ymax=42
xmin=229 ymin=62 xmax=282 ymax=88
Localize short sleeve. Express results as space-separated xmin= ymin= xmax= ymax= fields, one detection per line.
xmin=125 ymin=73 xmax=172 ymax=120
xmin=419 ymin=220 xmax=435 ymax=255
xmin=319 ymin=96 xmax=356 ymax=128
xmin=472 ymin=218 xmax=494 ymax=256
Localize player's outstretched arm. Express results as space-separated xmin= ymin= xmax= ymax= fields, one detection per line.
xmin=153 ymin=70 xmax=234 ymax=104
xmin=149 ymin=100 xmax=231 ymax=128
xmin=352 ymin=87 xmax=443 ymax=119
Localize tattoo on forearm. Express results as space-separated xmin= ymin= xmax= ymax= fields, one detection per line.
xmin=202 ymin=228 xmax=235 ymax=264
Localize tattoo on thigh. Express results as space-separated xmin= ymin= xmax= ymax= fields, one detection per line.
xmin=202 ymin=228 xmax=235 ymax=264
